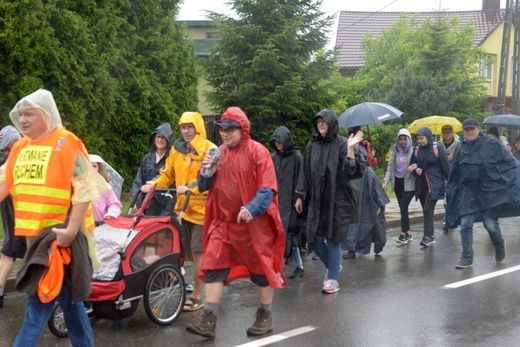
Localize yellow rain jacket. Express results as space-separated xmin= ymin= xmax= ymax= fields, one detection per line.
xmin=155 ymin=112 xmax=216 ymax=225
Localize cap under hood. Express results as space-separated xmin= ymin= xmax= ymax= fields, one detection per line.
xmin=221 ymin=107 xmax=251 ymax=140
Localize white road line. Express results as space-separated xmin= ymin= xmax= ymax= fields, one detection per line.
xmin=443 ymin=265 xmax=520 ymax=289
xmin=234 ymin=326 xmax=317 ymax=347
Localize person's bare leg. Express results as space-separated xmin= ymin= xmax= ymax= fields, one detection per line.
xmin=205 ymin=281 xmax=224 ymax=304
xmin=256 ymin=285 xmax=274 ymax=305
xmin=0 ymin=255 xmax=15 ymax=289
xmin=189 ymin=251 xmax=204 ymax=301
xmin=0 ymin=255 xmax=15 ymax=307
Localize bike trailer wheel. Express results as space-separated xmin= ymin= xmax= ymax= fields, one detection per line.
xmin=48 ymin=302 xmax=69 ymax=338
xmin=143 ymin=264 xmax=186 ymax=325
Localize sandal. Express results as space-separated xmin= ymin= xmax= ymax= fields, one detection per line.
xmin=183 ymin=297 xmax=205 ymax=312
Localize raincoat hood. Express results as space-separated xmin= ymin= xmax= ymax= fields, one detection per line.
xmin=312 ymin=109 xmax=338 ymax=141
xmin=9 ymin=89 xmax=62 ymax=138
xmin=221 ymin=107 xmax=251 ymax=140
xmin=174 ymin=111 xmax=212 ymax=156
xmin=149 ymin=123 xmax=174 ymax=151
xmin=270 ymin=126 xmax=296 ymax=155
xmin=396 ymin=128 xmax=412 ymax=151
xmin=416 ymin=127 xmax=434 ymax=146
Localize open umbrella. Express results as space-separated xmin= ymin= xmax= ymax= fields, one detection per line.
xmin=482 ymin=114 xmax=520 ymax=129
xmin=407 ymin=115 xmax=462 ymax=135
xmin=338 ymin=102 xmax=403 ymax=128
xmin=88 ymin=154 xmax=124 ymax=200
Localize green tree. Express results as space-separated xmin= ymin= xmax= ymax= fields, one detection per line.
xmin=0 ymin=0 xmax=198 ymax=189
xmin=203 ymin=0 xmax=344 ymax=147
xmin=345 ymin=13 xmax=487 ymax=123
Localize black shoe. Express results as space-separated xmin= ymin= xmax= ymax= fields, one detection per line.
xmin=0 ymin=295 xmax=3 ymax=308
xmin=342 ymin=251 xmax=356 ymax=259
xmin=406 ymin=232 xmax=413 ymax=242
xmin=289 ymin=266 xmax=305 ymax=279
xmin=186 ymin=309 xmax=217 ymax=339
xmin=247 ymin=307 xmax=273 ymax=336
xmin=396 ymin=234 xmax=408 ymax=244
xmin=455 ymin=257 xmax=473 ymax=269
xmin=420 ymin=236 xmax=435 ymax=248
xmin=496 ymin=245 xmax=506 ymax=262
xmin=443 ymin=224 xmax=449 ymax=233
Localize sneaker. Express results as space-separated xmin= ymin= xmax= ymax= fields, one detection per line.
xmin=420 ymin=236 xmax=436 ymax=247
xmin=322 ymin=279 xmax=340 ymax=294
xmin=442 ymin=224 xmax=449 ymax=233
xmin=455 ymin=257 xmax=473 ymax=269
xmin=289 ymin=266 xmax=305 ymax=279
xmin=246 ymin=307 xmax=273 ymax=336
xmin=0 ymin=295 xmax=3 ymax=308
xmin=496 ymin=245 xmax=506 ymax=262
xmin=396 ymin=234 xmax=408 ymax=244
xmin=186 ymin=281 xmax=195 ymax=292
xmin=406 ymin=232 xmax=413 ymax=241
xmin=311 ymin=252 xmax=320 ymax=260
xmin=186 ymin=309 xmax=217 ymax=339
xmin=342 ymin=250 xmax=356 ymax=259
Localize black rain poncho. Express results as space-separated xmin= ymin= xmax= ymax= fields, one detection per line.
xmin=270 ymin=126 xmax=303 ymax=258
xmin=446 ymin=132 xmax=520 ymax=227
xmin=295 ymin=109 xmax=364 ymax=250
xmin=343 ymin=167 xmax=390 ymax=254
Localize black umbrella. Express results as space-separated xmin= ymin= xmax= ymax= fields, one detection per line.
xmin=338 ymin=102 xmax=403 ymax=129
xmin=482 ymin=114 xmax=520 ymax=130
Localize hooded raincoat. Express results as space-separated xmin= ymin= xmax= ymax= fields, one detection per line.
xmin=200 ymin=107 xmax=286 ymax=288
xmin=155 ymin=112 xmax=216 ymax=225
xmin=131 ymin=123 xmax=175 ymax=216
xmin=295 ymin=109 xmax=363 ymax=249
xmin=410 ymin=127 xmax=450 ymax=201
xmin=446 ymin=131 xmax=520 ymax=227
xmin=383 ymin=128 xmax=415 ymax=192
xmin=270 ymin=126 xmax=303 ymax=258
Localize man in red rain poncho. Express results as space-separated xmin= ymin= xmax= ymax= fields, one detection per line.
xmin=186 ymin=107 xmax=286 ymax=339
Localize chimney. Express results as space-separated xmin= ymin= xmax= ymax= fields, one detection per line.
xmin=482 ymin=0 xmax=500 ymax=10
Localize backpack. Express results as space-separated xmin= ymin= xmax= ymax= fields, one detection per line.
xmin=414 ymin=142 xmax=438 ymax=158
xmin=361 ymin=139 xmax=378 ymax=169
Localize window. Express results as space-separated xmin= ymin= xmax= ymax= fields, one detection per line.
xmin=480 ymin=55 xmax=493 ymax=81
xmin=206 ymin=32 xmax=219 ymax=40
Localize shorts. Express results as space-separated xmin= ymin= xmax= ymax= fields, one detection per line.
xmin=1 ymin=229 xmax=27 ymax=260
xmin=205 ymin=268 xmax=269 ymax=287
xmin=179 ymin=220 xmax=203 ymax=253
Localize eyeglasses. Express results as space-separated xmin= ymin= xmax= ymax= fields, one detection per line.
xmin=156 ymin=135 xmax=166 ymax=140
xmin=219 ymin=127 xmax=240 ymax=135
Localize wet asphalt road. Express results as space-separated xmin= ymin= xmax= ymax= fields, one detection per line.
xmin=1 ymin=217 xmax=520 ymax=347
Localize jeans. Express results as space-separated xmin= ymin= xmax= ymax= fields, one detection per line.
xmin=315 ymin=236 xmax=342 ymax=280
xmin=419 ymin=190 xmax=437 ymax=238
xmin=394 ymin=177 xmax=414 ymax=233
xmin=460 ymin=212 xmax=504 ymax=260
xmin=290 ymin=246 xmax=303 ymax=268
xmin=13 ymin=278 xmax=93 ymax=347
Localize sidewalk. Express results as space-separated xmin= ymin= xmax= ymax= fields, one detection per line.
xmin=0 ymin=197 xmax=444 ymax=293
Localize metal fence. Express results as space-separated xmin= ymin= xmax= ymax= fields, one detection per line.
xmin=203 ymin=114 xmax=221 ymax=145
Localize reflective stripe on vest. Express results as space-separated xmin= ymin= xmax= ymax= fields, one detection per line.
xmin=6 ymin=128 xmax=94 ymax=236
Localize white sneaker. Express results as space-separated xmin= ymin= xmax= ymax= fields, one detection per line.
xmin=321 ymin=279 xmax=340 ymax=294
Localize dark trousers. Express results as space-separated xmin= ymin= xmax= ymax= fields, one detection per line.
xmin=419 ymin=189 xmax=437 ymax=238
xmin=394 ymin=177 xmax=414 ymax=233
